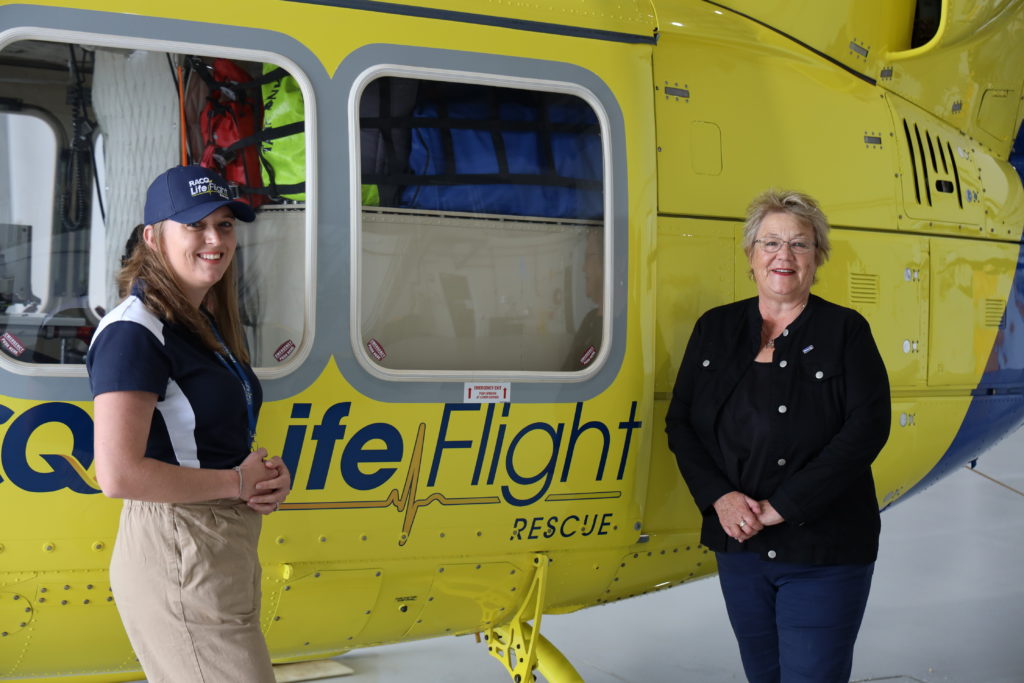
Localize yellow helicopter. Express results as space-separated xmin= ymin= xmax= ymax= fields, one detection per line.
xmin=0 ymin=0 xmax=1022 ymax=681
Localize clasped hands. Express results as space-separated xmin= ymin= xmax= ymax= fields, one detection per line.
xmin=237 ymin=448 xmax=292 ymax=515
xmin=713 ymin=491 xmax=784 ymax=543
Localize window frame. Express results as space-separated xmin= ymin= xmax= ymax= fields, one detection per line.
xmin=0 ymin=26 xmax=318 ymax=381
xmin=348 ymin=64 xmax=614 ymax=383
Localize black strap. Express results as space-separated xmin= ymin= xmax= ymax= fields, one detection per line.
xmin=243 ymin=180 xmax=306 ymax=196
xmin=361 ymin=172 xmax=601 ymax=190
xmin=379 ymin=78 xmax=403 ymax=205
xmin=189 ymin=56 xmax=220 ymax=90
xmin=190 ymin=57 xmax=289 ymax=105
xmin=437 ymin=99 xmax=455 ymax=177
xmin=379 ymin=78 xmax=399 ymax=174
xmin=247 ymin=66 xmax=290 ymax=88
xmin=359 ymin=115 xmax=597 ymax=135
xmin=537 ymin=92 xmax=556 ymax=181
xmin=221 ymin=121 xmax=305 ymax=156
xmin=488 ymin=88 xmax=508 ymax=176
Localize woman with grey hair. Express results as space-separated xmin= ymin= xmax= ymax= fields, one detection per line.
xmin=666 ymin=189 xmax=891 ymax=682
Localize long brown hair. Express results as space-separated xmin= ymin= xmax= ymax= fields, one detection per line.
xmin=116 ymin=220 xmax=250 ymax=363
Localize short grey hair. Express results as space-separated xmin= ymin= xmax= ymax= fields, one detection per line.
xmin=741 ymin=189 xmax=831 ymax=268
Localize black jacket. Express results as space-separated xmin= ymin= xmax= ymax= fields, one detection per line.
xmin=665 ymin=294 xmax=891 ymax=564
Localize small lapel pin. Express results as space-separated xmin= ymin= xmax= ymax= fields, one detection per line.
xmin=802 ymin=345 xmax=814 ymax=354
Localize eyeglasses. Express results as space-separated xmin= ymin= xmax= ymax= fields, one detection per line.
xmin=754 ymin=238 xmax=817 ymax=254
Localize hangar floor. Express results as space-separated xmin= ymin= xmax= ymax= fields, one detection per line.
xmin=316 ymin=425 xmax=1024 ymax=683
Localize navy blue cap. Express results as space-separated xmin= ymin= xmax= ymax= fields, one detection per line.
xmin=144 ymin=165 xmax=256 ymax=225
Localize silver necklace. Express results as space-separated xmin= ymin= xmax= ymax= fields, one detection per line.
xmin=762 ymin=302 xmax=806 ymax=349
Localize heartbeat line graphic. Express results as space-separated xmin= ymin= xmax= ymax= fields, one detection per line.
xmin=280 ymin=423 xmax=501 ymax=545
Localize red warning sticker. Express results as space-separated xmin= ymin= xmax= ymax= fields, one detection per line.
xmin=465 ymin=383 xmax=510 ymax=403
xmin=273 ymin=339 xmax=297 ymax=363
xmin=367 ymin=338 xmax=387 ymax=361
xmin=579 ymin=345 xmax=597 ymax=366
xmin=1 ymin=332 xmax=26 ymax=357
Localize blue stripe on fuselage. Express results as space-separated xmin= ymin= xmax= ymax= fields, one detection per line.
xmin=1010 ymin=124 xmax=1024 ymax=181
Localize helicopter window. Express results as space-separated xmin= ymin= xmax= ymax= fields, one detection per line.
xmin=0 ymin=106 xmax=81 ymax=363
xmin=911 ymin=0 xmax=941 ymax=49
xmin=356 ymin=76 xmax=607 ymax=374
xmin=0 ymin=37 xmax=311 ymax=371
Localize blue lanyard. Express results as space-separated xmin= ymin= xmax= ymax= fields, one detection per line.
xmin=207 ymin=318 xmax=257 ymax=450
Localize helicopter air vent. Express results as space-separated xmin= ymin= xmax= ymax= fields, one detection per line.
xmin=901 ymin=119 xmax=964 ymax=209
xmin=985 ymin=299 xmax=1006 ymax=328
xmin=849 ymin=273 xmax=879 ymax=305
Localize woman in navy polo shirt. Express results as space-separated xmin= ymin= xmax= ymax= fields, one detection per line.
xmin=666 ymin=190 xmax=890 ymax=683
xmin=88 ymin=165 xmax=290 ymax=683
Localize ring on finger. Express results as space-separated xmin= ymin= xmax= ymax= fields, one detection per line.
xmin=737 ymin=519 xmax=747 ymax=528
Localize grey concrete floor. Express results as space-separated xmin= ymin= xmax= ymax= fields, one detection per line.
xmin=318 ymin=425 xmax=1024 ymax=683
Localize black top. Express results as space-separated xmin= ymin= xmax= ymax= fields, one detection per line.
xmin=716 ymin=362 xmax=773 ymax=553
xmin=717 ymin=361 xmax=773 ymax=472
xmin=665 ymin=295 xmax=891 ymax=565
xmin=87 ymin=294 xmax=262 ymax=470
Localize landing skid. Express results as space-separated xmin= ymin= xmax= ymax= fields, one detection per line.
xmin=483 ymin=554 xmax=583 ymax=683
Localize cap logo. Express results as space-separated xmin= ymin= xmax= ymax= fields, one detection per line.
xmin=145 ymin=164 xmax=255 ymax=225
xmin=188 ymin=177 xmax=229 ymax=200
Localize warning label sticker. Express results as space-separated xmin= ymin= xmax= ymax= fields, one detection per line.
xmin=273 ymin=339 xmax=297 ymax=362
xmin=367 ymin=338 xmax=387 ymax=361
xmin=464 ymin=382 xmax=510 ymax=403
xmin=579 ymin=345 xmax=597 ymax=366
xmin=1 ymin=332 xmax=26 ymax=357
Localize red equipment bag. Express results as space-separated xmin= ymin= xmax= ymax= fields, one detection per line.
xmin=195 ymin=58 xmax=267 ymax=208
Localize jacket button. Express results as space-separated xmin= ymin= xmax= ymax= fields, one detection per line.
xmin=778 ymin=405 xmax=788 ymax=414
xmin=777 ymin=458 xmax=786 ymax=466
xmin=779 ymin=360 xmax=787 ymax=368
xmin=782 ymin=329 xmax=789 ymax=337
xmin=702 ymin=359 xmax=710 ymax=367
xmin=767 ymin=550 xmax=777 ymax=559
xmin=815 ymin=370 xmax=824 ymax=379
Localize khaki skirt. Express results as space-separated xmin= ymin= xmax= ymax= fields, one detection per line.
xmin=110 ymin=498 xmax=275 ymax=683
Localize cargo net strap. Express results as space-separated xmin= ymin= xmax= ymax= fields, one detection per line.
xmin=360 ymin=80 xmax=603 ymax=219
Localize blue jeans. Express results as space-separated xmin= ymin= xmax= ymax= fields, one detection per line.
xmin=715 ymin=552 xmax=874 ymax=683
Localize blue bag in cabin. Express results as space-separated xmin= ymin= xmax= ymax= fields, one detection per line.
xmin=398 ymin=84 xmax=603 ymax=219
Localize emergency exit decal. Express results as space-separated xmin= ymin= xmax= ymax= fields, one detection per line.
xmin=464 ymin=383 xmax=510 ymax=403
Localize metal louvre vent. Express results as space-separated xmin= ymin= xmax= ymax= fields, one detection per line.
xmin=985 ymin=299 xmax=1006 ymax=328
xmin=849 ymin=273 xmax=880 ymax=305
xmin=901 ymin=119 xmax=963 ymax=209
